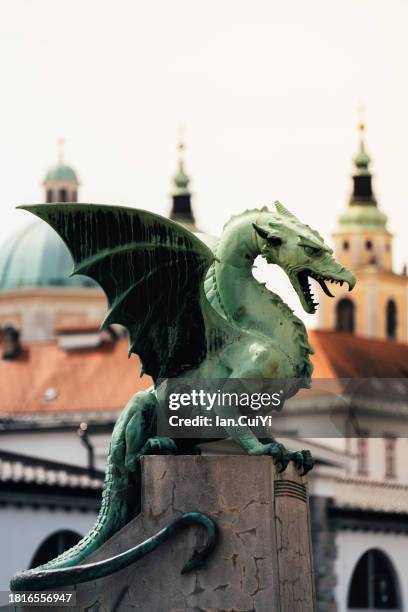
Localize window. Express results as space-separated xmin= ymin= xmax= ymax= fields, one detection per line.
xmin=366 ymin=239 xmax=373 ymax=251
xmin=384 ymin=436 xmax=397 ymax=479
xmin=348 ymin=549 xmax=401 ymax=610
xmin=30 ymin=530 xmax=82 ymax=568
xmin=356 ymin=435 xmax=369 ymax=475
xmin=343 ymin=240 xmax=350 ymax=251
xmin=46 ymin=189 xmax=53 ymax=203
xmin=59 ymin=189 xmax=67 ymax=202
xmin=386 ymin=300 xmax=397 ymax=340
xmin=336 ymin=298 xmax=355 ymax=333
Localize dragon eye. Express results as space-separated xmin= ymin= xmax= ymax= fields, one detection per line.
xmin=303 ymin=245 xmax=321 ymax=256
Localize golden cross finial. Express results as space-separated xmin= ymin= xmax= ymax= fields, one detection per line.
xmin=57 ymin=137 xmax=65 ymax=164
xmin=177 ymin=125 xmax=185 ymax=156
xmin=357 ymin=103 xmax=366 ymax=136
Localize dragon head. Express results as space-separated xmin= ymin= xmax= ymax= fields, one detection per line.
xmin=253 ymin=201 xmax=356 ymax=314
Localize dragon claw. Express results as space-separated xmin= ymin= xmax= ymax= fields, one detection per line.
xmin=270 ymin=443 xmax=291 ymax=473
xmin=249 ymin=441 xmax=291 ymax=472
xmin=290 ymin=449 xmax=315 ymax=476
xmin=138 ymin=437 xmax=178 ymax=457
xmin=249 ymin=442 xmax=314 ymax=475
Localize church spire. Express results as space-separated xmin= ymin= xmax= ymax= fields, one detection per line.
xmin=318 ymin=116 xmax=407 ymax=343
xmin=170 ymin=134 xmax=196 ymax=229
xmin=43 ymin=139 xmax=79 ymax=203
xmin=350 ymin=120 xmax=376 ymax=205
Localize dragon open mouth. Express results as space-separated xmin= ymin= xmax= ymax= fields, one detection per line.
xmin=297 ymin=269 xmax=350 ymax=314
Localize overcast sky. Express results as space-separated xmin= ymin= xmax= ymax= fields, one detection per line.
xmin=0 ymin=0 xmax=407 ymax=326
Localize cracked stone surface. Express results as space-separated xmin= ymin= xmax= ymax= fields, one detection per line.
xmin=42 ymin=456 xmax=315 ymax=612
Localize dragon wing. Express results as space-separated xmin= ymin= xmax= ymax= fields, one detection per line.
xmin=20 ymin=204 xmax=233 ymax=380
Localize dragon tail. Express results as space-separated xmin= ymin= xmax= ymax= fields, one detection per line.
xmin=10 ymin=512 xmax=218 ymax=591
xmin=10 ymin=453 xmax=130 ymax=590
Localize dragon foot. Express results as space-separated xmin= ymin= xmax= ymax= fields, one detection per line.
xmin=137 ymin=436 xmax=178 ymax=457
xmin=248 ymin=441 xmax=291 ymax=472
xmin=288 ymin=449 xmax=314 ymax=476
xmin=248 ymin=442 xmax=314 ymax=475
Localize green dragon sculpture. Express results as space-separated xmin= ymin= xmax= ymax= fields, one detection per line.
xmin=10 ymin=201 xmax=355 ymax=591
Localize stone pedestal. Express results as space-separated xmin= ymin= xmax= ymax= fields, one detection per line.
xmin=42 ymin=456 xmax=316 ymax=611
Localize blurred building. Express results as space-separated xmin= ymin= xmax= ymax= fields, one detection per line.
xmin=287 ymin=123 xmax=408 ymax=612
xmin=169 ymin=140 xmax=197 ymax=232
xmin=0 ymin=132 xmax=407 ymax=612
xmin=0 ymin=143 xmax=197 ymax=346
xmin=318 ymin=122 xmax=408 ymax=342
xmin=0 ymin=152 xmax=105 ymax=343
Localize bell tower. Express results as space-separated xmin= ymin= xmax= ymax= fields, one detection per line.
xmin=318 ymin=122 xmax=408 ymax=342
xmin=43 ymin=139 xmax=80 ymax=204
xmin=169 ymin=137 xmax=197 ymax=231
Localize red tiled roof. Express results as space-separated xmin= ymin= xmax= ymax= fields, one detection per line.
xmin=309 ymin=330 xmax=408 ymax=378
xmin=55 ymin=321 xmax=102 ymax=333
xmin=0 ymin=331 xmax=406 ymax=416
xmin=0 ymin=338 xmax=151 ymax=415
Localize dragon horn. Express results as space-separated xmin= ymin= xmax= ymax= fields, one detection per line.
xmin=275 ymin=201 xmax=300 ymax=222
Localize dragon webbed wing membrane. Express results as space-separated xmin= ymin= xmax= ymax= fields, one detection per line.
xmin=20 ymin=204 xmax=228 ymax=380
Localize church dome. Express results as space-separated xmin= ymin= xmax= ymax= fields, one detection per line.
xmin=0 ymin=220 xmax=95 ymax=290
xmin=337 ymin=204 xmax=388 ymax=233
xmin=44 ymin=164 xmax=78 ymax=184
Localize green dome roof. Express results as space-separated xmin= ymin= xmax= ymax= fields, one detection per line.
xmin=337 ymin=204 xmax=388 ymax=233
xmin=172 ymin=160 xmax=190 ymax=196
xmin=0 ymin=221 xmax=95 ymax=290
xmin=353 ymin=148 xmax=371 ymax=175
xmin=44 ymin=164 xmax=78 ymax=184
